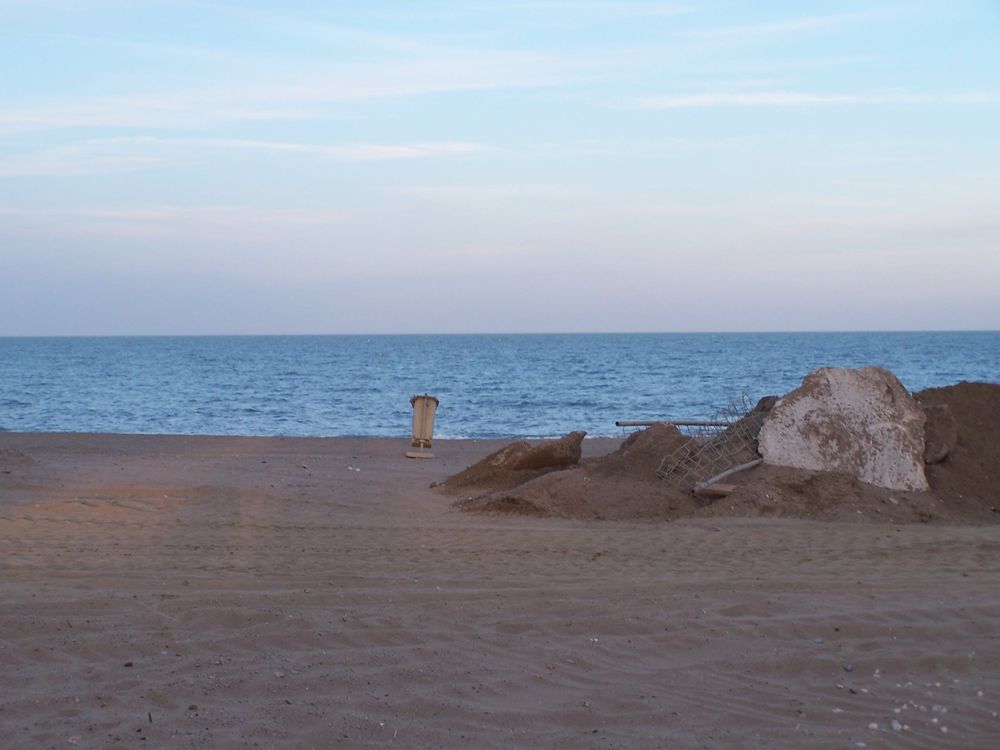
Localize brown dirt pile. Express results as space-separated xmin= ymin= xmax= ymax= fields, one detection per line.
xmin=915 ymin=381 xmax=1000 ymax=515
xmin=454 ymin=423 xmax=701 ymax=520
xmin=439 ymin=431 xmax=586 ymax=494
xmin=449 ymin=382 xmax=1000 ymax=524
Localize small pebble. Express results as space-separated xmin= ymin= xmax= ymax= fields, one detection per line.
xmin=814 ymin=637 xmax=824 ymax=644
xmin=843 ymin=663 xmax=854 ymax=672
xmin=868 ymin=722 xmax=879 ymax=730
xmin=891 ymin=719 xmax=902 ymax=731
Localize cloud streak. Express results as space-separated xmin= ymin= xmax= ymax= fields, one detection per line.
xmin=682 ymin=10 xmax=883 ymax=40
xmin=0 ymin=50 xmax=578 ymax=135
xmin=638 ymin=90 xmax=1000 ymax=109
xmin=0 ymin=203 xmax=350 ymax=248
xmin=194 ymin=138 xmax=487 ymax=161
xmin=0 ymin=136 xmax=489 ymax=177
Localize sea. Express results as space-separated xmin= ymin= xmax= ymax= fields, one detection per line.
xmin=1 ymin=332 xmax=998 ymax=439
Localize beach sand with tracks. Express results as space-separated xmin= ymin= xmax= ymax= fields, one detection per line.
xmin=2 ymin=432 xmax=999 ymax=748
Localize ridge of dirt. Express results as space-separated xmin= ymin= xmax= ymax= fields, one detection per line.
xmin=448 ymin=382 xmax=1000 ymax=524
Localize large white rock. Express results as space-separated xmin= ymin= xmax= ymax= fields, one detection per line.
xmin=758 ymin=367 xmax=929 ymax=491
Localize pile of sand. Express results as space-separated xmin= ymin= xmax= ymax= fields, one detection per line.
xmin=446 ymin=382 xmax=1000 ymax=524
xmin=447 ymin=423 xmax=700 ymax=520
xmin=916 ymin=381 xmax=1000 ymax=516
xmin=438 ymin=431 xmax=586 ymax=495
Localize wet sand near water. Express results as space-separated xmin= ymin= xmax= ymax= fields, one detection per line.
xmin=2 ymin=433 xmax=999 ymax=748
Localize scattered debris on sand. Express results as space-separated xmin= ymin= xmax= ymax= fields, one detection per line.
xmin=658 ymin=395 xmax=776 ymax=492
xmin=443 ymin=369 xmax=1000 ymax=524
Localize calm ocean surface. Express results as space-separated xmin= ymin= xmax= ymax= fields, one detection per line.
xmin=1 ymin=333 xmax=998 ymax=439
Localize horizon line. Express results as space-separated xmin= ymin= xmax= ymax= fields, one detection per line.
xmin=2 ymin=328 xmax=999 ymax=339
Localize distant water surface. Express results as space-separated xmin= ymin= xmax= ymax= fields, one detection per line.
xmin=1 ymin=333 xmax=998 ymax=438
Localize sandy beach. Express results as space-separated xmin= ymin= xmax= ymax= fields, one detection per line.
xmin=2 ymin=432 xmax=999 ymax=749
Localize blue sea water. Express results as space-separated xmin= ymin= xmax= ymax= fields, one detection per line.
xmin=0 ymin=333 xmax=998 ymax=439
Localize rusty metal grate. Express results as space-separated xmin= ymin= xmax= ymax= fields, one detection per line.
xmin=656 ymin=394 xmax=775 ymax=492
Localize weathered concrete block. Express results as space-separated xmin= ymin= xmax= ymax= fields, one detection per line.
xmin=758 ymin=367 xmax=929 ymax=491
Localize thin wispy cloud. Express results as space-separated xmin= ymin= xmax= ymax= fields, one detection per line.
xmin=263 ymin=1 xmax=695 ymax=25
xmin=0 ymin=138 xmax=166 ymax=177
xmin=186 ymin=2 xmax=456 ymax=56
xmin=469 ymin=1 xmax=693 ymax=19
xmin=392 ymin=183 xmax=595 ymax=202
xmin=197 ymin=138 xmax=488 ymax=161
xmin=0 ymin=204 xmax=340 ymax=223
xmin=683 ymin=11 xmax=882 ymax=40
xmin=0 ymin=204 xmax=348 ymax=247
xmin=0 ymin=52 xmax=576 ymax=134
xmin=638 ymin=90 xmax=1000 ymax=109
xmin=0 ymin=136 xmax=489 ymax=177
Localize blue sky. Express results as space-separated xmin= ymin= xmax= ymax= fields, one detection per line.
xmin=1 ymin=0 xmax=998 ymax=334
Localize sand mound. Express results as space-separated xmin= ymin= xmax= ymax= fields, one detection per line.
xmin=699 ymin=465 xmax=941 ymax=523
xmin=456 ymin=423 xmax=699 ymax=520
xmin=921 ymin=404 xmax=958 ymax=463
xmin=508 ymin=430 xmax=586 ymax=470
xmin=449 ymin=381 xmax=1000 ymax=524
xmin=593 ymin=422 xmax=692 ymax=479
xmin=915 ymin=381 xmax=1000 ymax=516
xmin=440 ymin=431 xmax=586 ymax=494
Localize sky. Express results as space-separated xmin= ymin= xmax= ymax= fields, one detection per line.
xmin=1 ymin=0 xmax=998 ymax=335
